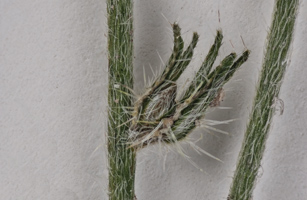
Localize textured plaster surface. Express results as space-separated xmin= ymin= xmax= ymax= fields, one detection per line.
xmin=1 ymin=0 xmax=306 ymax=200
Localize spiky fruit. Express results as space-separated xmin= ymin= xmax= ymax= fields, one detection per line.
xmin=129 ymin=24 xmax=249 ymax=149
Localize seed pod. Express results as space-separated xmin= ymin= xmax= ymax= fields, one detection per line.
xmin=143 ymin=83 xmax=177 ymax=121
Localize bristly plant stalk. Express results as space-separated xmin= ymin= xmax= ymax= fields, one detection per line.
xmin=228 ymin=1 xmax=299 ymax=199
xmin=107 ymin=0 xmax=135 ymax=200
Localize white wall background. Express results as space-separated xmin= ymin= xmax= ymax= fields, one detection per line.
xmin=1 ymin=0 xmax=306 ymax=200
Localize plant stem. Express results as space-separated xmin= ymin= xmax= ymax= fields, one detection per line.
xmin=228 ymin=1 xmax=299 ymax=199
xmin=107 ymin=0 xmax=135 ymax=200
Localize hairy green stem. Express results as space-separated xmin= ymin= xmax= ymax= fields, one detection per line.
xmin=107 ymin=0 xmax=135 ymax=199
xmin=229 ymin=1 xmax=299 ymax=199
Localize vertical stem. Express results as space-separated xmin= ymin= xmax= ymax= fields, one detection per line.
xmin=107 ymin=0 xmax=135 ymax=200
xmin=228 ymin=1 xmax=299 ymax=199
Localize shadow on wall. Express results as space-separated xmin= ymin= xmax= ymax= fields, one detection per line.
xmin=134 ymin=0 xmax=176 ymax=92
xmin=61 ymin=1 xmax=108 ymax=199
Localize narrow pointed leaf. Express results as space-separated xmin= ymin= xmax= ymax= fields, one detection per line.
xmin=166 ymin=32 xmax=199 ymax=81
xmin=181 ymin=30 xmax=223 ymax=101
